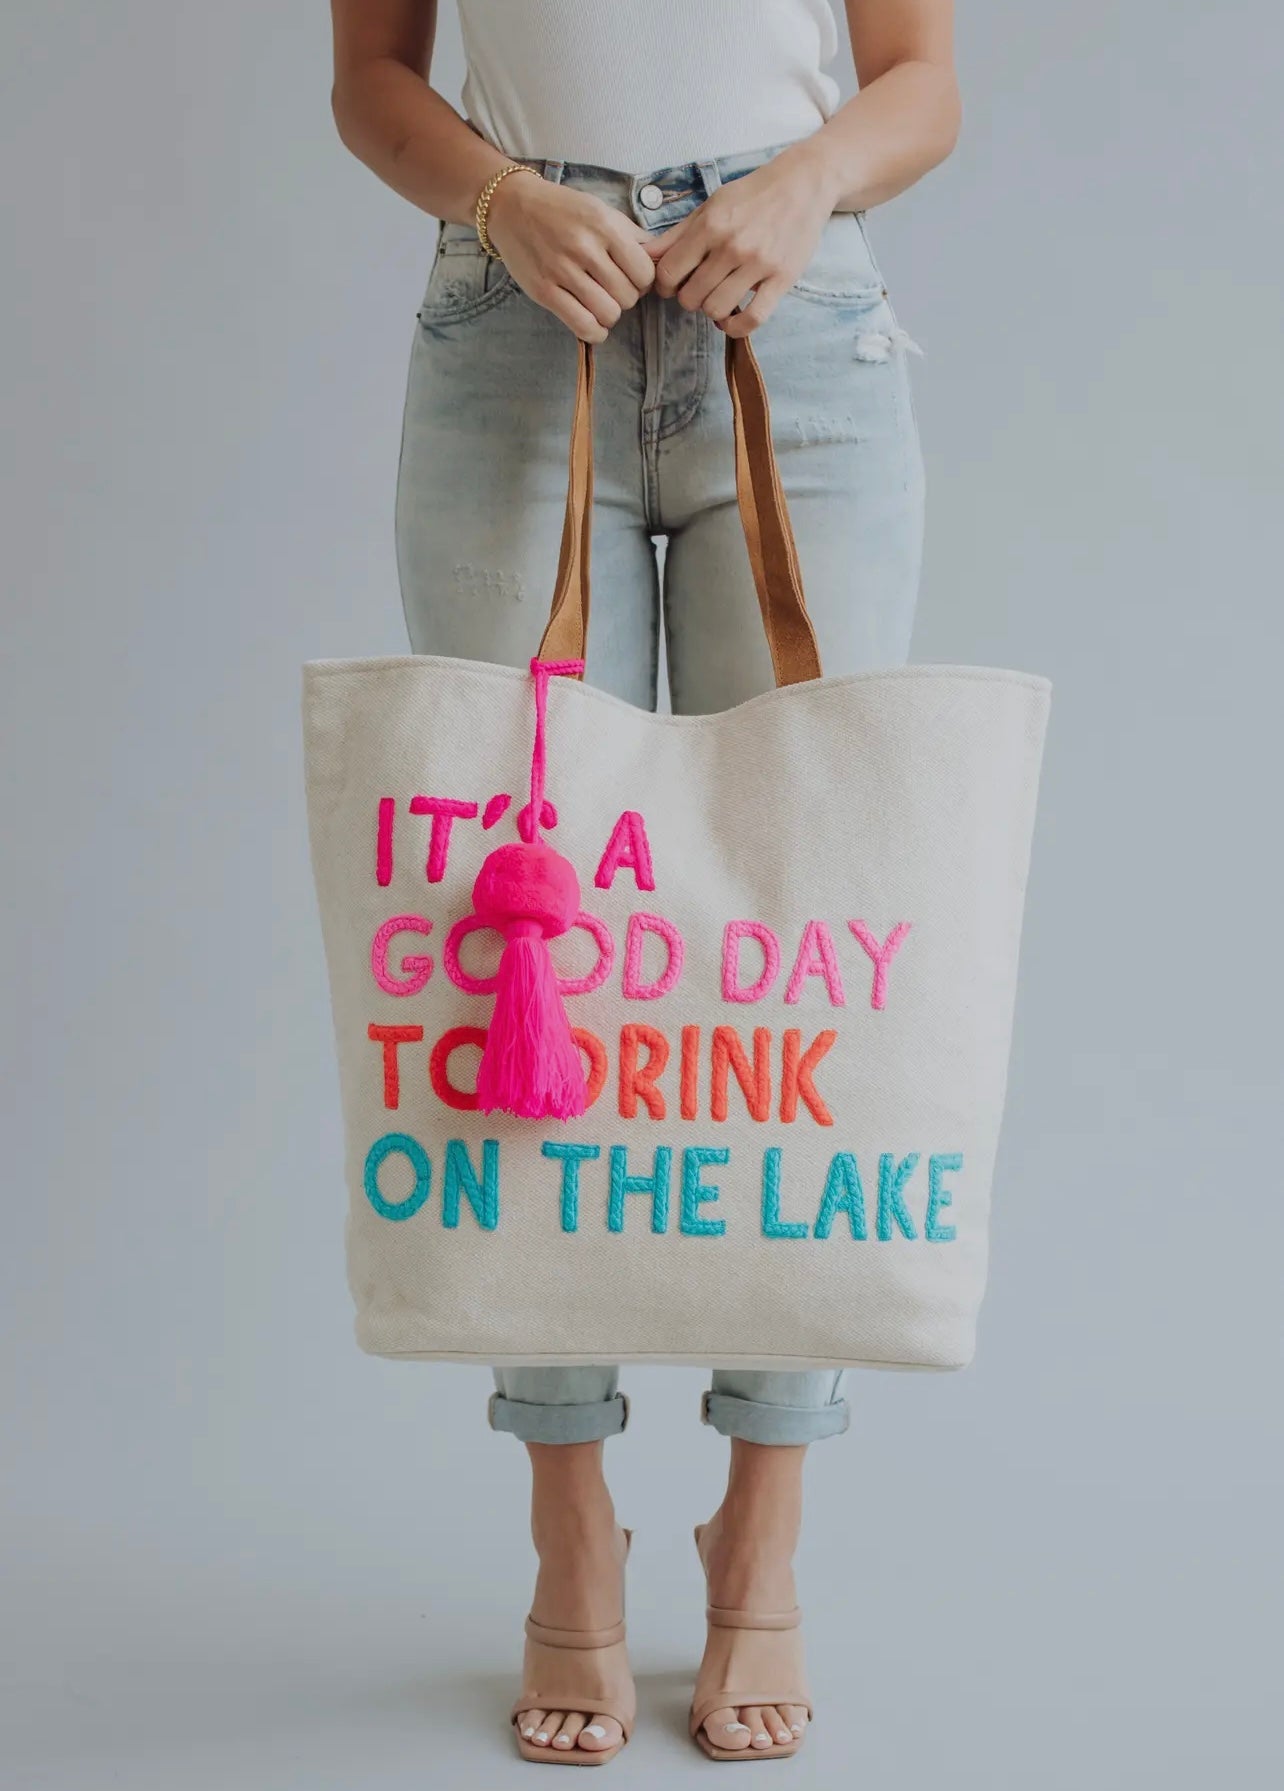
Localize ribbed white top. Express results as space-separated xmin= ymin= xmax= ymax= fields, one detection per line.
xmin=456 ymin=0 xmax=841 ymax=173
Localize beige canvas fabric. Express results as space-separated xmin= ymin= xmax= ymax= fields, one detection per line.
xmin=302 ymin=339 xmax=1050 ymax=1370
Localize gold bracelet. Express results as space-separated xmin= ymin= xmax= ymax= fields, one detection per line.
xmin=475 ymin=162 xmax=538 ymax=257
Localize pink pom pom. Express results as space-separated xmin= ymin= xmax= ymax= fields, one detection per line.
xmin=473 ymin=841 xmax=587 ymax=1120
xmin=473 ymin=841 xmax=580 ymax=936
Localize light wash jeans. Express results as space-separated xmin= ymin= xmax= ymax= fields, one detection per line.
xmin=395 ymin=144 xmax=924 ymax=1446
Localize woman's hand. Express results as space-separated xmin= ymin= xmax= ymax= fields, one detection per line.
xmin=486 ymin=176 xmax=657 ymax=343
xmin=648 ymin=148 xmax=839 ymax=338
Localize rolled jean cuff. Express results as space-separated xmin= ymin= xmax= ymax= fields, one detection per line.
xmin=488 ymin=1390 xmax=630 ymax=1445
xmin=700 ymin=1389 xmax=850 ymax=1446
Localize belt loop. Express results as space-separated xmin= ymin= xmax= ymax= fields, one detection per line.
xmin=542 ymin=159 xmax=567 ymax=186
xmin=696 ymin=158 xmax=723 ymax=200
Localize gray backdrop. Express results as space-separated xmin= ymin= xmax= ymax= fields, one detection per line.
xmin=3 ymin=3 xmax=1280 ymax=1787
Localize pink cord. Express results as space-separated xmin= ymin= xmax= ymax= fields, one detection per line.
xmin=519 ymin=659 xmax=584 ymax=843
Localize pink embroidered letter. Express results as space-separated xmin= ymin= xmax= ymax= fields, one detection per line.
xmin=848 ymin=920 xmax=912 ymax=1010
xmin=370 ymin=915 xmax=434 ymax=995
xmin=408 ymin=796 xmax=480 ymax=882
xmin=594 ymin=811 xmax=656 ymax=892
xmin=622 ymin=912 xmax=684 ymax=1000
xmin=376 ymin=797 xmax=395 ymax=887
xmin=784 ymin=921 xmax=846 ymax=1006
xmin=721 ymin=921 xmax=781 ymax=1004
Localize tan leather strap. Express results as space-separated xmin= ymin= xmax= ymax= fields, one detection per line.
xmin=705 ymin=1605 xmax=803 ymax=1631
xmin=525 ymin=1616 xmax=627 ymax=1649
xmin=690 ymin=1688 xmax=813 ymax=1738
xmin=536 ymin=338 xmax=596 ymax=669
xmin=724 ymin=334 xmax=823 ymax=686
xmin=536 ymin=334 xmax=823 ymax=687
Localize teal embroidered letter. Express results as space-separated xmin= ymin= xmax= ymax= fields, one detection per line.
xmin=442 ymin=1138 xmax=499 ymax=1229
xmin=877 ymin=1152 xmax=919 ymax=1240
xmin=681 ymin=1146 xmax=729 ymax=1236
xmin=814 ymin=1151 xmax=867 ymax=1240
xmin=364 ymin=1132 xmax=431 ymax=1222
xmin=925 ymin=1152 xmax=961 ymax=1242
xmin=608 ymin=1145 xmax=672 ymax=1234
xmin=542 ymin=1140 xmax=602 ymax=1233
xmin=762 ymin=1147 xmax=809 ymax=1238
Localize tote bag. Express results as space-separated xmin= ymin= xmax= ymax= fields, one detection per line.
xmin=304 ymin=336 xmax=1050 ymax=1370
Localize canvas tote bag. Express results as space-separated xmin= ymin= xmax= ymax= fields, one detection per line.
xmin=304 ymin=336 xmax=1050 ymax=1370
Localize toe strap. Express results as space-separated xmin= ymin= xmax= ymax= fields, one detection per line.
xmin=690 ymin=1690 xmax=813 ymax=1737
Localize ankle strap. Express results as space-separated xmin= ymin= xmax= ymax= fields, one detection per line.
xmin=705 ymin=1605 xmax=802 ymax=1631
xmin=525 ymin=1615 xmax=627 ymax=1649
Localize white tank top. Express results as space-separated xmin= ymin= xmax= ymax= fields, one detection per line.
xmin=456 ymin=0 xmax=842 ymax=173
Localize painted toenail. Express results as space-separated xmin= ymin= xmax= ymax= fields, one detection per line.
xmin=790 ymin=1723 xmax=805 ymax=1733
xmin=584 ymin=1725 xmax=607 ymax=1738
xmin=777 ymin=1730 xmax=791 ymax=1741
xmin=535 ymin=1733 xmax=548 ymax=1742
xmin=755 ymin=1732 xmax=770 ymax=1743
xmin=723 ymin=1722 xmax=750 ymax=1733
xmin=522 ymin=1727 xmax=535 ymax=1737
xmin=554 ymin=1737 xmax=571 ymax=1747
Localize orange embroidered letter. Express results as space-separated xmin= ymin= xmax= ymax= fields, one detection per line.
xmin=368 ymin=1023 xmax=424 ymax=1109
xmin=572 ymin=1028 xmax=609 ymax=1109
xmin=619 ymin=1024 xmax=670 ymax=1119
xmin=680 ymin=1025 xmax=700 ymax=1120
xmin=711 ymin=1026 xmax=772 ymax=1123
xmin=430 ymin=1026 xmax=488 ymax=1112
xmin=779 ymin=1029 xmax=837 ymax=1126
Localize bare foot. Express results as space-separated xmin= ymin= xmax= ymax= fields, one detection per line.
xmin=515 ymin=1442 xmax=632 ymax=1757
xmin=695 ymin=1445 xmax=810 ymax=1755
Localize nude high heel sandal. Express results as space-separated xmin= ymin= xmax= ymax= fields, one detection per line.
xmin=513 ymin=1529 xmax=635 ymax=1766
xmin=689 ymin=1524 xmax=812 ymax=1762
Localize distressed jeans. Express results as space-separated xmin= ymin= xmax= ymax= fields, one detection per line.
xmin=395 ymin=144 xmax=924 ymax=1446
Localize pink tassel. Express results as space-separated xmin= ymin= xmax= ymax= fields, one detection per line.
xmin=473 ymin=842 xmax=586 ymax=1119
xmin=471 ymin=657 xmax=588 ymax=1120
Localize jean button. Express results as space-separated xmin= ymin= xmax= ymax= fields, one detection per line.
xmin=638 ymin=182 xmax=665 ymax=211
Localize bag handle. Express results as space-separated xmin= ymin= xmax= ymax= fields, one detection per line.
xmin=537 ymin=335 xmax=823 ymax=687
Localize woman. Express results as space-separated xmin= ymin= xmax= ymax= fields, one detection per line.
xmin=331 ymin=0 xmax=958 ymax=1764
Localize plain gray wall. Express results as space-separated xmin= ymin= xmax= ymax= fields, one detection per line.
xmin=3 ymin=4 xmax=1280 ymax=1787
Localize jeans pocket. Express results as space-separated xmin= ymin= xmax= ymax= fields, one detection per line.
xmin=790 ymin=211 xmax=887 ymax=307
xmin=418 ymin=223 xmax=518 ymax=326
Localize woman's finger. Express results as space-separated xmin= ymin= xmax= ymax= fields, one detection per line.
xmin=650 ymin=223 xmax=710 ymax=299
xmin=702 ymin=269 xmax=760 ymax=323
xmin=587 ymin=246 xmax=649 ymax=311
xmin=673 ymin=250 xmax=743 ymax=314
xmin=720 ymin=277 xmax=788 ymax=337
xmin=605 ymin=228 xmax=660 ymax=295
xmin=549 ymin=289 xmax=611 ymax=343
xmin=557 ymin=264 xmax=623 ymax=331
xmin=643 ymin=210 xmax=691 ymax=256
